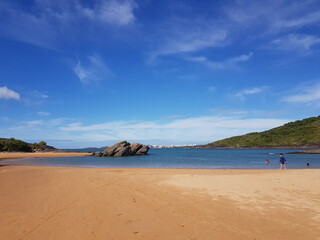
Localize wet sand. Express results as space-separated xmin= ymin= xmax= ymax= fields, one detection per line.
xmin=0 ymin=166 xmax=319 ymax=240
xmin=0 ymin=151 xmax=91 ymax=160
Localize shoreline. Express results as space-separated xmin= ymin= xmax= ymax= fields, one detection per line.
xmin=0 ymin=165 xmax=319 ymax=240
xmin=287 ymin=149 xmax=320 ymax=154
xmin=0 ymin=151 xmax=91 ymax=160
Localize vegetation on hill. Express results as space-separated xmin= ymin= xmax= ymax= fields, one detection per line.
xmin=0 ymin=138 xmax=56 ymax=152
xmin=206 ymin=116 xmax=320 ymax=148
xmin=0 ymin=138 xmax=32 ymax=152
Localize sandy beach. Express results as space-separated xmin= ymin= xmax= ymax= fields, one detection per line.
xmin=0 ymin=151 xmax=91 ymax=160
xmin=1 ymin=166 xmax=319 ymax=240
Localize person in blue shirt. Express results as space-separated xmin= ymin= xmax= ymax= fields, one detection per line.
xmin=279 ymin=153 xmax=287 ymax=169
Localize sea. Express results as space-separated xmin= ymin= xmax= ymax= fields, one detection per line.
xmin=1 ymin=148 xmax=319 ymax=169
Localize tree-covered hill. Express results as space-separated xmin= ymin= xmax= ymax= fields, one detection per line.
xmin=0 ymin=138 xmax=57 ymax=152
xmin=205 ymin=116 xmax=320 ymax=148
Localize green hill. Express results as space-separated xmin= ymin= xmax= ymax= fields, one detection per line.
xmin=205 ymin=116 xmax=320 ymax=148
xmin=0 ymin=138 xmax=56 ymax=152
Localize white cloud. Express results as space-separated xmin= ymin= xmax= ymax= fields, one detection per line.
xmin=0 ymin=86 xmax=20 ymax=100
xmin=0 ymin=1 xmax=61 ymax=49
xmin=23 ymin=120 xmax=45 ymax=127
xmin=22 ymin=90 xmax=49 ymax=105
xmin=2 ymin=114 xmax=292 ymax=147
xmin=233 ymin=87 xmax=265 ymax=100
xmin=9 ymin=118 xmax=71 ymax=132
xmin=187 ymin=52 xmax=253 ymax=70
xmin=161 ymin=30 xmax=227 ymax=56
xmin=226 ymin=0 xmax=320 ymax=33
xmin=223 ymin=0 xmax=320 ymax=56
xmin=270 ymin=34 xmax=320 ymax=52
xmin=30 ymin=91 xmax=49 ymax=99
xmin=0 ymin=0 xmax=137 ymax=49
xmin=59 ymin=116 xmax=291 ymax=144
xmin=78 ymin=0 xmax=137 ymax=26
xmin=148 ymin=20 xmax=227 ymax=62
xmin=272 ymin=9 xmax=320 ymax=30
xmin=74 ymin=54 xmax=113 ymax=85
xmin=95 ymin=0 xmax=137 ymax=26
xmin=282 ymin=82 xmax=320 ymax=103
xmin=146 ymin=0 xmax=320 ymax=64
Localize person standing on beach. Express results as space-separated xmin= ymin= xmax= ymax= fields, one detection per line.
xmin=279 ymin=153 xmax=287 ymax=169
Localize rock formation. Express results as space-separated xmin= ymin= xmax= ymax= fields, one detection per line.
xmin=92 ymin=141 xmax=149 ymax=157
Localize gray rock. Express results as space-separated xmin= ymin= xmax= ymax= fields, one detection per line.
xmin=94 ymin=141 xmax=149 ymax=157
xmin=91 ymin=152 xmax=103 ymax=157
xmin=103 ymin=146 xmax=118 ymax=156
xmin=113 ymin=146 xmax=132 ymax=157
xmin=136 ymin=145 xmax=149 ymax=155
xmin=130 ymin=143 xmax=143 ymax=154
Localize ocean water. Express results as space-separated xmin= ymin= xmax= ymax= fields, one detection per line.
xmin=1 ymin=148 xmax=319 ymax=169
xmin=62 ymin=148 xmax=106 ymax=152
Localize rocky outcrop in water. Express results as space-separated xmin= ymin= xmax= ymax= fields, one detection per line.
xmin=92 ymin=141 xmax=149 ymax=157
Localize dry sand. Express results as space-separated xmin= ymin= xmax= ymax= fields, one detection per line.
xmin=0 ymin=151 xmax=91 ymax=160
xmin=0 ymin=166 xmax=320 ymax=240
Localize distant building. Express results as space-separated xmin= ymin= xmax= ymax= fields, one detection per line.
xmin=150 ymin=144 xmax=197 ymax=149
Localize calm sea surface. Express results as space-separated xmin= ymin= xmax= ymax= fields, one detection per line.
xmin=1 ymin=148 xmax=319 ymax=169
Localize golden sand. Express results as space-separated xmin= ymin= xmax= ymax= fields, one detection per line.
xmin=0 ymin=166 xmax=319 ymax=240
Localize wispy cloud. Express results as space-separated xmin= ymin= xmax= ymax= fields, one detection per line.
xmin=273 ymin=9 xmax=320 ymax=30
xmin=30 ymin=91 xmax=49 ymax=99
xmin=187 ymin=52 xmax=253 ymax=70
xmin=148 ymin=0 xmax=320 ymax=65
xmin=8 ymin=118 xmax=71 ymax=132
xmin=22 ymin=90 xmax=49 ymax=105
xmin=86 ymin=0 xmax=138 ymax=26
xmin=226 ymin=0 xmax=320 ymax=33
xmin=233 ymin=87 xmax=266 ymax=100
xmin=223 ymin=0 xmax=320 ymax=55
xmin=74 ymin=54 xmax=113 ymax=85
xmin=282 ymin=82 xmax=320 ymax=104
xmin=148 ymin=17 xmax=227 ymax=62
xmin=0 ymin=0 xmax=138 ymax=49
xmin=0 ymin=86 xmax=20 ymax=100
xmin=269 ymin=34 xmax=320 ymax=52
xmin=2 ymin=114 xmax=292 ymax=146
xmin=59 ymin=116 xmax=292 ymax=144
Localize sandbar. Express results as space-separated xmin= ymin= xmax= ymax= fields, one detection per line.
xmin=0 ymin=166 xmax=319 ymax=240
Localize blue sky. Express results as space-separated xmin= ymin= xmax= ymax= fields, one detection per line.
xmin=0 ymin=0 xmax=320 ymax=148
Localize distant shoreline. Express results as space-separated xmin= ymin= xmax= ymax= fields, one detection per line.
xmin=190 ymin=146 xmax=320 ymax=152
xmin=287 ymin=149 xmax=320 ymax=154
